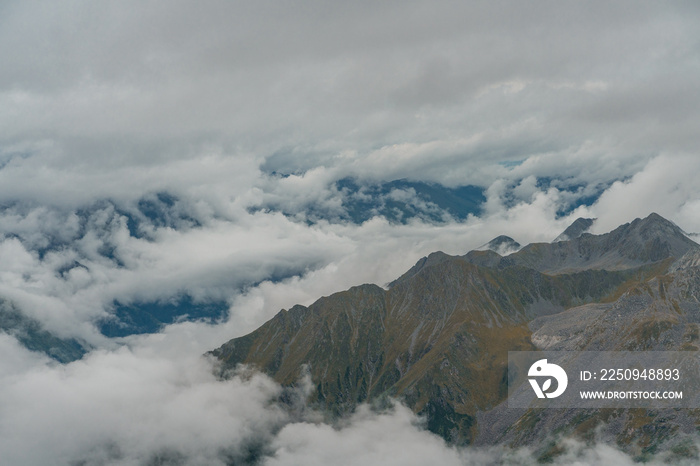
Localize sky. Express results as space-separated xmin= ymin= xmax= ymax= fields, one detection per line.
xmin=1 ymin=1 xmax=700 ymax=464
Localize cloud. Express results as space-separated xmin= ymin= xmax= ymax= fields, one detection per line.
xmin=2 ymin=336 xmax=694 ymax=466
xmin=590 ymin=154 xmax=700 ymax=234
xmin=4 ymin=150 xmax=699 ymax=346
xmin=0 ymin=147 xmax=697 ymax=465
xmin=0 ymin=165 xmax=698 ymax=465
xmin=0 ymin=344 xmax=290 ymax=466
xmin=264 ymin=403 xmax=466 ymax=466
xmin=0 ymin=335 xmax=473 ymax=466
xmin=0 ymin=203 xmax=356 ymax=343
xmin=0 ymin=1 xmax=699 ymax=464
xmin=0 ymin=1 xmax=698 ymax=198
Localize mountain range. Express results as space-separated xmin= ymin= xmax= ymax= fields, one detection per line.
xmin=211 ymin=213 xmax=700 ymax=461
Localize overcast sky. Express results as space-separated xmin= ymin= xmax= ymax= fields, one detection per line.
xmin=1 ymin=1 xmax=700 ymax=464
xmin=2 ymin=1 xmax=699 ymax=194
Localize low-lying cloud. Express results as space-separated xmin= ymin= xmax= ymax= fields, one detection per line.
xmin=1 ymin=336 xmax=697 ymax=466
xmin=1 ymin=151 xmax=699 ymax=346
xmin=0 ymin=151 xmax=698 ymax=463
xmin=1 ymin=161 xmax=699 ymax=464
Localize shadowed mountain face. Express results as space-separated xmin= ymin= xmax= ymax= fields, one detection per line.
xmin=210 ymin=213 xmax=700 ymax=455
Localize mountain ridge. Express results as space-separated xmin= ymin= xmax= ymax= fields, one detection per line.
xmin=210 ymin=213 xmax=700 ymax=455
xmin=472 ymin=212 xmax=696 ymax=274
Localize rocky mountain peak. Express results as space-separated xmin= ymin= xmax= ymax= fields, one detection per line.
xmin=553 ymin=217 xmax=595 ymax=242
xmin=609 ymin=212 xmax=698 ymax=263
xmin=491 ymin=213 xmax=698 ymax=274
xmin=480 ymin=235 xmax=521 ymax=255
xmin=627 ymin=212 xmax=686 ymax=238
xmin=388 ymin=250 xmax=453 ymax=287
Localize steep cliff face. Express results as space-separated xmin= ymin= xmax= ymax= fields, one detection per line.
xmin=210 ymin=213 xmax=700 ymax=452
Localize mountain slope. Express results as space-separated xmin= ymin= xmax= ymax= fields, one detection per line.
xmin=210 ymin=213 xmax=700 ymax=452
xmin=213 ymin=262 xmax=632 ymax=441
xmin=476 ymin=261 xmax=700 ymax=458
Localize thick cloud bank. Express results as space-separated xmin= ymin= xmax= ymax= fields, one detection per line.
xmin=1 ymin=0 xmax=700 ymax=464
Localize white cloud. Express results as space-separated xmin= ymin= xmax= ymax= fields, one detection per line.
xmin=0 ymin=1 xmax=697 ymax=198
xmin=1 ymin=338 xmax=686 ymax=466
xmin=0 ymin=345 xmax=289 ymax=466
xmin=591 ymin=154 xmax=700 ymax=234
xmin=265 ymin=403 xmax=466 ymax=466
